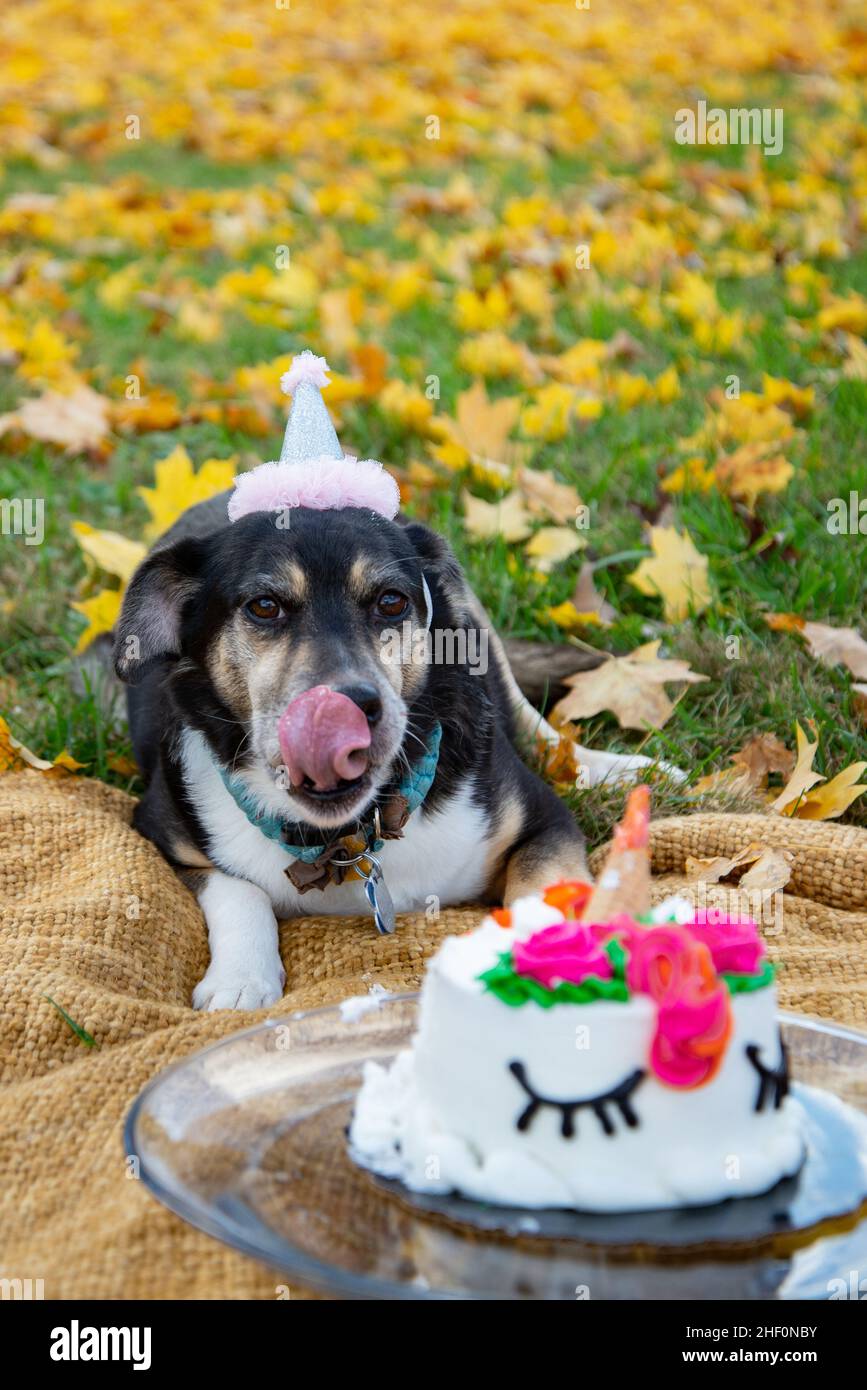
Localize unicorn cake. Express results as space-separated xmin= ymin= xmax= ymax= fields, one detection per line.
xmin=349 ymin=787 xmax=806 ymax=1212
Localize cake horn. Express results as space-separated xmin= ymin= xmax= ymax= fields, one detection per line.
xmin=581 ymin=783 xmax=651 ymax=923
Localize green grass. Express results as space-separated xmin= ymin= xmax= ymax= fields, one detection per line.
xmin=1 ymin=131 xmax=866 ymax=849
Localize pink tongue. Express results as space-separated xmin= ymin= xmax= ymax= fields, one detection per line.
xmin=278 ymin=685 xmax=372 ymax=792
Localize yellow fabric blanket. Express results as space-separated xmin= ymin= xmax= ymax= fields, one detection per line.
xmin=1 ymin=771 xmax=865 ymax=1299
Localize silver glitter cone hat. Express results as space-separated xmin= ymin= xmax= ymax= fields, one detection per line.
xmin=279 ymin=350 xmax=343 ymax=463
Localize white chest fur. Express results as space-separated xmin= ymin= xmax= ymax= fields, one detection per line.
xmin=180 ymin=728 xmax=491 ymax=917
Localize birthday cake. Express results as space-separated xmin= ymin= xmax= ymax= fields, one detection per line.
xmin=349 ymin=787 xmax=806 ymax=1213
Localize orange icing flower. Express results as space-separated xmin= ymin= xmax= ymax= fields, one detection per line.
xmin=543 ymin=879 xmax=593 ymax=919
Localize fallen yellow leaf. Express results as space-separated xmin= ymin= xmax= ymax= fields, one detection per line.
xmin=768 ymin=723 xmax=825 ymax=814
xmin=72 ymin=521 xmax=146 ymax=584
xmin=523 ymin=525 xmax=585 ymax=572
xmin=70 ymin=588 xmax=124 ymax=651
xmin=714 ymin=443 xmax=794 ymax=511
xmin=137 ymin=445 xmax=237 ymax=541
xmin=461 ymin=488 xmax=533 ymax=542
xmin=627 ymin=526 xmax=711 ymax=622
xmin=0 ymin=716 xmax=85 ymax=776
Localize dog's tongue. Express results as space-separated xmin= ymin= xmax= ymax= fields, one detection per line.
xmin=278 ymin=686 xmax=371 ymax=792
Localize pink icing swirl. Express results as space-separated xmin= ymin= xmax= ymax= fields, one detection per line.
xmin=513 ymin=922 xmax=614 ymax=989
xmin=684 ymin=912 xmax=766 ymax=976
xmin=626 ymin=925 xmax=732 ymax=1088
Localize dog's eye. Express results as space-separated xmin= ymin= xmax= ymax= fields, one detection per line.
xmin=375 ymin=590 xmax=409 ymax=620
xmin=245 ymin=596 xmax=282 ymax=623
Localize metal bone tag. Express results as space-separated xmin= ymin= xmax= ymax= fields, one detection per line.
xmin=359 ymin=856 xmax=396 ymax=935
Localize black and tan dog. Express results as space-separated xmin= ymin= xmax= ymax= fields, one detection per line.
xmin=114 ymin=492 xmax=668 ymax=1009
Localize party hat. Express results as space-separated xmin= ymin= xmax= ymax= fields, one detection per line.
xmin=227 ymin=350 xmax=400 ymax=523
xmin=278 ymin=351 xmax=342 ymax=463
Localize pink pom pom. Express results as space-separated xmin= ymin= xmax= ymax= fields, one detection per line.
xmin=227 ymin=455 xmax=401 ymax=523
xmin=280 ymin=354 xmax=330 ymax=395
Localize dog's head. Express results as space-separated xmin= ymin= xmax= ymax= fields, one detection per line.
xmin=113 ymin=506 xmax=467 ymax=831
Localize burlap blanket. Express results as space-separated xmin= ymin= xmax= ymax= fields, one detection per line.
xmin=1 ymin=770 xmax=865 ymax=1299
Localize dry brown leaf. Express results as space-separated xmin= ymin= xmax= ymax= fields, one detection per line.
xmin=571 ymin=563 xmax=618 ymax=625
xmin=852 ymin=683 xmax=867 ymax=723
xmin=685 ymin=842 xmax=765 ymax=882
xmin=550 ymin=640 xmax=708 ymax=731
xmin=740 ymin=848 xmax=795 ymax=892
xmin=767 ymin=612 xmax=867 ymax=680
xmin=0 ymin=385 xmax=111 ymax=453
xmin=517 ymin=466 xmax=582 ymax=524
xmin=731 ymin=732 xmax=796 ymax=783
xmin=686 ymin=841 xmax=794 ymax=894
xmin=799 ymin=620 xmax=867 ymax=681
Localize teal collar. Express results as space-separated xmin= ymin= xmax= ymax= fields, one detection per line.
xmin=216 ymin=721 xmax=442 ymax=863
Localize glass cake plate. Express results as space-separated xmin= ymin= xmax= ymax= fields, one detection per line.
xmin=124 ymin=999 xmax=867 ymax=1300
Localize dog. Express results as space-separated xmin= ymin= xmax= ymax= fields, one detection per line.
xmin=113 ymin=490 xmax=672 ymax=1010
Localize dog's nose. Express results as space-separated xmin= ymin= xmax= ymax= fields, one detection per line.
xmin=337 ymin=683 xmax=382 ymax=726
xmin=278 ymin=685 xmax=372 ymax=792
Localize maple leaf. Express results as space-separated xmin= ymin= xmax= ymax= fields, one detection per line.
xmin=571 ymin=563 xmax=618 ymax=625
xmin=627 ymin=526 xmax=711 ymax=622
xmin=461 ymin=489 xmax=533 ymax=542
xmin=550 ymin=640 xmax=708 ymax=731
xmin=72 ymin=521 xmax=146 ymax=584
xmin=0 ymin=385 xmax=111 ymax=454
xmin=137 ymin=445 xmax=237 ymax=541
xmin=0 ymin=716 xmax=85 ymax=776
xmin=445 ymin=380 xmax=527 ymax=473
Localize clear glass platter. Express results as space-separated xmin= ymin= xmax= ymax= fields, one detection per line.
xmin=124 ymin=1000 xmax=867 ymax=1300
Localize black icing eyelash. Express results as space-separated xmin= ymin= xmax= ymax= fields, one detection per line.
xmin=508 ymin=1060 xmax=646 ymax=1139
xmin=745 ymin=1038 xmax=790 ymax=1112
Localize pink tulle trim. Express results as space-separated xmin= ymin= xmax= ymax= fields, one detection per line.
xmin=227 ymin=456 xmax=401 ymax=522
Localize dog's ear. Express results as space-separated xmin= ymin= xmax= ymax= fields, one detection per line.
xmin=113 ymin=537 xmax=206 ymax=684
xmin=402 ymin=522 xmax=467 ymax=621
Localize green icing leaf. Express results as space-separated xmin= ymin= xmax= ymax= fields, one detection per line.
xmin=478 ymin=950 xmax=629 ymax=1009
xmin=721 ymin=960 xmax=776 ymax=994
xmin=604 ymin=936 xmax=628 ymax=980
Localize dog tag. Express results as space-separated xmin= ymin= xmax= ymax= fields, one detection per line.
xmin=361 ymin=859 xmax=396 ymax=936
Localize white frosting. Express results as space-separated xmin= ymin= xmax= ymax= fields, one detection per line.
xmin=349 ymin=912 xmax=806 ymax=1212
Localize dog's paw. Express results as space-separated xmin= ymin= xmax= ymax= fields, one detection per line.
xmin=576 ymin=746 xmax=687 ymax=787
xmin=609 ymin=752 xmax=687 ymax=785
xmin=192 ymin=965 xmax=286 ymax=1012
